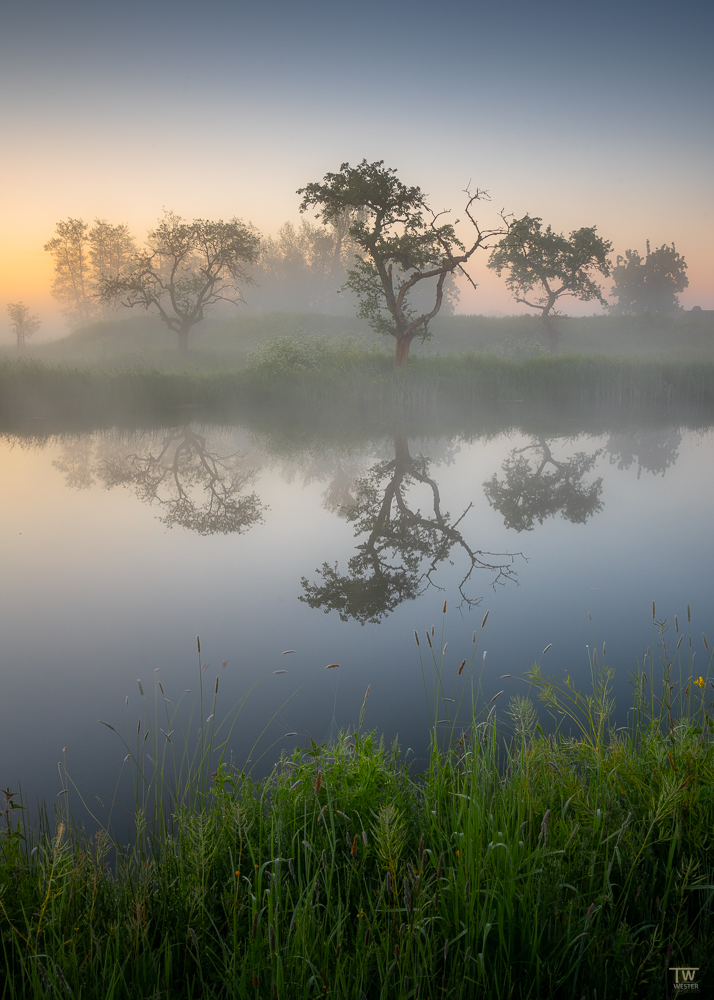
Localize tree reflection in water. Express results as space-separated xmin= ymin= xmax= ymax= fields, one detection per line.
xmin=300 ymin=435 xmax=520 ymax=624
xmin=55 ymin=427 xmax=265 ymax=535
xmin=483 ymin=437 xmax=604 ymax=532
xmin=606 ymin=428 xmax=682 ymax=478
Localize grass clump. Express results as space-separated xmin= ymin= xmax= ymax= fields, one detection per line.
xmin=2 ymin=607 xmax=714 ymax=998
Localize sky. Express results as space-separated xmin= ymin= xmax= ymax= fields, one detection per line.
xmin=1 ymin=0 xmax=712 ymax=330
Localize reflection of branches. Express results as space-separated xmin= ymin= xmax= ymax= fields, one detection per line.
xmin=300 ymin=435 xmax=519 ymax=624
xmin=97 ymin=428 xmax=264 ymax=535
xmin=484 ymin=438 xmax=603 ymax=532
xmin=606 ymin=429 xmax=681 ymax=479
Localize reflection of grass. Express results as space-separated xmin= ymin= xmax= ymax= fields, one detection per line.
xmin=3 ymin=344 xmax=714 ymax=433
xmin=2 ymin=607 xmax=713 ymax=998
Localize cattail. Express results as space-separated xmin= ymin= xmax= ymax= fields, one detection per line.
xmin=677 ymin=635 xmax=684 ymax=650
xmin=426 ymin=631 xmax=433 ymax=649
xmin=269 ymin=923 xmax=276 ymax=954
xmin=443 ymin=600 xmax=447 ymax=614
xmin=675 ymin=616 xmax=679 ymax=634
xmin=431 ymin=625 xmax=435 ymax=637
xmin=160 ymin=729 xmax=173 ymax=743
xmin=124 ymin=753 xmax=131 ymax=762
xmin=472 ymin=631 xmax=476 ymax=644
xmin=414 ymin=630 xmax=420 ymax=647
xmin=251 ymin=913 xmax=258 ymax=939
xmin=125 ymin=696 xmax=128 ymax=706
xmin=458 ymin=659 xmax=466 ymax=676
xmin=215 ymin=675 xmax=219 ymax=694
xmin=481 ymin=610 xmax=489 ymax=629
xmin=541 ymin=643 xmax=552 ymax=656
xmin=500 ymin=674 xmax=511 ymax=678
xmin=326 ymin=663 xmax=339 ymax=670
xmin=652 ymin=601 xmax=655 ymax=620
xmin=703 ymin=633 xmax=709 ymax=653
xmin=490 ymin=690 xmax=503 ymax=703
xmin=687 ymin=603 xmax=691 ymax=623
xmin=407 ymin=862 xmax=417 ymax=884
xmin=593 ymin=649 xmax=597 ymax=668
xmin=137 ymin=719 xmax=141 ymax=735
xmin=137 ymin=679 xmax=144 ymax=696
xmin=281 ymin=649 xmax=296 ymax=655
xmin=197 ymin=635 xmax=201 ymax=654
xmin=159 ymin=681 xmax=164 ymax=695
xmin=144 ymin=730 xmax=149 ymax=742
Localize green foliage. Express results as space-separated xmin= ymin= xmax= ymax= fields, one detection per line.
xmin=610 ymin=242 xmax=689 ymax=315
xmin=2 ymin=609 xmax=714 ymax=998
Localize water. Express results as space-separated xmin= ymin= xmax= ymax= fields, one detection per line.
xmin=2 ymin=417 xmax=713 ymax=824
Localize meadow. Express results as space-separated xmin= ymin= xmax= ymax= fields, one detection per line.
xmin=1 ymin=607 xmax=713 ymax=999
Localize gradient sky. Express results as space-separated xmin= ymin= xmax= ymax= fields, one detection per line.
xmin=2 ymin=0 xmax=712 ymax=329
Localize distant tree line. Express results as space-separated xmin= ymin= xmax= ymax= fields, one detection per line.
xmin=30 ymin=161 xmax=691 ymax=361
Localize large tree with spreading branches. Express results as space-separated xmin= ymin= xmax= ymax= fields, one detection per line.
xmin=99 ymin=212 xmax=260 ymax=352
xmin=488 ymin=215 xmax=612 ymax=351
xmin=298 ymin=160 xmax=507 ymax=366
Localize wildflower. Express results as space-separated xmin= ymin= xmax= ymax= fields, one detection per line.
xmin=695 ymin=676 xmax=707 ymax=689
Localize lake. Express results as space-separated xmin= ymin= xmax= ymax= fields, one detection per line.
xmin=2 ymin=414 xmax=713 ymax=826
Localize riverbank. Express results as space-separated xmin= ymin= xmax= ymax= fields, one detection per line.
xmin=2 ymin=614 xmax=713 ymax=999
xmin=3 ymin=346 xmax=714 ymax=433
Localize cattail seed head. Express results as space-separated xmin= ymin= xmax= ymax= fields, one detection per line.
xmin=414 ymin=630 xmax=420 ymax=647
xmin=593 ymin=649 xmax=597 ymax=668
xmin=703 ymin=633 xmax=709 ymax=653
xmin=481 ymin=610 xmax=489 ymax=629
xmin=443 ymin=600 xmax=447 ymax=614
xmin=137 ymin=680 xmax=144 ymax=696
xmin=426 ymin=632 xmax=432 ymax=649
xmin=137 ymin=719 xmax=141 ymax=735
xmin=215 ymin=675 xmax=219 ymax=694
xmin=197 ymin=636 xmax=201 ymax=654
xmin=652 ymin=601 xmax=655 ymax=620
xmin=687 ymin=603 xmax=691 ymax=623
xmin=458 ymin=659 xmax=466 ymax=676
xmin=675 ymin=616 xmax=679 ymax=634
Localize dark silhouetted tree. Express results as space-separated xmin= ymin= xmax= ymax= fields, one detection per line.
xmin=98 ymin=212 xmax=260 ymax=352
xmin=298 ymin=160 xmax=504 ymax=366
xmin=609 ymin=242 xmax=688 ymax=315
xmin=484 ymin=438 xmax=604 ymax=532
xmin=6 ymin=302 xmax=40 ymax=350
xmin=300 ymin=435 xmax=519 ymax=623
xmin=487 ymin=215 xmax=612 ymax=350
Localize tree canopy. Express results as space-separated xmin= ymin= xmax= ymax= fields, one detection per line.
xmin=6 ymin=302 xmax=40 ymax=350
xmin=98 ymin=212 xmax=260 ymax=352
xmin=609 ymin=242 xmax=688 ymax=315
xmin=488 ymin=215 xmax=612 ymax=350
xmin=298 ymin=160 xmax=503 ymax=366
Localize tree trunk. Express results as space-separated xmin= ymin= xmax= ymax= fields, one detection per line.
xmin=394 ymin=334 xmax=411 ymax=368
xmin=177 ymin=327 xmax=189 ymax=354
xmin=542 ymin=314 xmax=560 ymax=352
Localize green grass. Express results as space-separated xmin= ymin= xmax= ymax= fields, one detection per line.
xmin=2 ymin=608 xmax=713 ymax=999
xmin=3 ymin=340 xmax=714 ymax=435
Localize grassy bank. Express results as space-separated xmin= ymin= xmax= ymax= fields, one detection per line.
xmin=3 ymin=342 xmax=714 ymax=433
xmin=2 ymin=611 xmax=713 ymax=999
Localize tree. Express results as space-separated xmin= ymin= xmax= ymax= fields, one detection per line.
xmin=44 ymin=218 xmax=138 ymax=326
xmin=55 ymin=427 xmax=266 ymax=535
xmin=98 ymin=212 xmax=261 ymax=352
xmin=483 ymin=438 xmax=604 ymax=532
xmin=44 ymin=218 xmax=94 ymax=326
xmin=609 ymin=242 xmax=688 ymax=315
xmin=300 ymin=435 xmax=519 ymax=623
xmin=6 ymin=302 xmax=41 ymax=350
xmin=488 ymin=215 xmax=612 ymax=350
xmin=298 ymin=160 xmax=504 ymax=366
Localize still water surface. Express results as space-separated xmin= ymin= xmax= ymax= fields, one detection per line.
xmin=2 ymin=419 xmax=713 ymax=821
